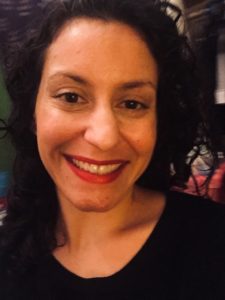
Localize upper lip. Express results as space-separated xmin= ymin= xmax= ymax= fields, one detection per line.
xmin=64 ymin=154 xmax=129 ymax=165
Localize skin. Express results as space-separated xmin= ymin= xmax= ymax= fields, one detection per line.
xmin=35 ymin=18 xmax=166 ymax=278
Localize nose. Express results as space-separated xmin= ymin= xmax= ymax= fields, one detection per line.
xmin=84 ymin=105 xmax=121 ymax=151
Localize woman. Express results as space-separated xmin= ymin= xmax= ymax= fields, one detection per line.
xmin=0 ymin=0 xmax=225 ymax=299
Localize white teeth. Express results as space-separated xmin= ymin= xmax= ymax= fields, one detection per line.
xmin=72 ymin=159 xmax=121 ymax=175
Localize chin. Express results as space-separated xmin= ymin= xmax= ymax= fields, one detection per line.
xmin=73 ymin=198 xmax=118 ymax=213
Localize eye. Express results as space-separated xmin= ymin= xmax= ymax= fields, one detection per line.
xmin=64 ymin=93 xmax=79 ymax=103
xmin=122 ymin=100 xmax=148 ymax=110
xmin=54 ymin=92 xmax=80 ymax=103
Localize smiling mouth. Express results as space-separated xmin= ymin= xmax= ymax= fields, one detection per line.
xmin=65 ymin=155 xmax=128 ymax=177
xmin=71 ymin=159 xmax=122 ymax=175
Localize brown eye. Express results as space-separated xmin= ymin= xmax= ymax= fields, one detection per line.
xmin=54 ymin=92 xmax=80 ymax=103
xmin=123 ymin=100 xmax=147 ymax=110
xmin=62 ymin=93 xmax=79 ymax=103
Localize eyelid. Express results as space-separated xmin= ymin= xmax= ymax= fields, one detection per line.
xmin=51 ymin=83 xmax=86 ymax=97
xmin=53 ymin=91 xmax=83 ymax=103
xmin=119 ymin=99 xmax=150 ymax=109
xmin=54 ymin=91 xmax=78 ymax=97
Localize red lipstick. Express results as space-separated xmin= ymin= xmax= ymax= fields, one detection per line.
xmin=64 ymin=155 xmax=129 ymax=184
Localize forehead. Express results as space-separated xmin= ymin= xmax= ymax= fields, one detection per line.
xmin=42 ymin=18 xmax=158 ymax=86
xmin=50 ymin=17 xmax=148 ymax=51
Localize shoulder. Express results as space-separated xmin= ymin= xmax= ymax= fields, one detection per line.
xmin=165 ymin=191 xmax=225 ymax=255
xmin=166 ymin=192 xmax=225 ymax=298
xmin=167 ymin=190 xmax=225 ymax=225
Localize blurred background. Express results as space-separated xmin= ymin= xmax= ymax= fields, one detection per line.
xmin=0 ymin=1 xmax=224 ymax=223
xmin=172 ymin=0 xmax=225 ymax=202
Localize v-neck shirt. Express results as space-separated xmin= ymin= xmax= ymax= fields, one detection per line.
xmin=1 ymin=191 xmax=225 ymax=299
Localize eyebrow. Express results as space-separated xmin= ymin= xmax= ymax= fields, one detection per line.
xmin=120 ymin=80 xmax=156 ymax=90
xmin=48 ymin=72 xmax=157 ymax=90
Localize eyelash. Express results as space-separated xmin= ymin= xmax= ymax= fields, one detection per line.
xmin=53 ymin=92 xmax=149 ymax=111
xmin=54 ymin=92 xmax=81 ymax=103
xmin=121 ymin=100 xmax=148 ymax=110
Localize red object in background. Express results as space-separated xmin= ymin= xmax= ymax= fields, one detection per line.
xmin=184 ymin=162 xmax=225 ymax=203
xmin=0 ymin=197 xmax=6 ymax=211
xmin=208 ymin=162 xmax=225 ymax=203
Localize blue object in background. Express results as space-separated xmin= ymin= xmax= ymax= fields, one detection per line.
xmin=0 ymin=171 xmax=10 ymax=198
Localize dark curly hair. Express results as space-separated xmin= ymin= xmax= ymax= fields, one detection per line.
xmin=0 ymin=0 xmax=215 ymax=276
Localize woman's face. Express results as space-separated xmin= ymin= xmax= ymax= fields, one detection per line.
xmin=35 ymin=19 xmax=158 ymax=212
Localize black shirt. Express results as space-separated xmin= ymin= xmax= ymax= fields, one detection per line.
xmin=1 ymin=191 xmax=225 ymax=299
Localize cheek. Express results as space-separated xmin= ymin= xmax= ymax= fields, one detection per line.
xmin=35 ymin=107 xmax=71 ymax=149
xmin=36 ymin=128 xmax=69 ymax=161
xmin=128 ymin=119 xmax=157 ymax=156
xmin=134 ymin=136 xmax=156 ymax=162
xmin=35 ymin=113 xmax=64 ymax=163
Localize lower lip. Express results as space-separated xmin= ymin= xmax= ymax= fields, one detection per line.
xmin=66 ymin=159 xmax=127 ymax=184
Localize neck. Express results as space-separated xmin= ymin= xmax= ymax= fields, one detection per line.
xmin=53 ymin=187 xmax=166 ymax=278
xmin=55 ymin=186 xmax=160 ymax=251
xmin=56 ymin=187 xmax=136 ymax=250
